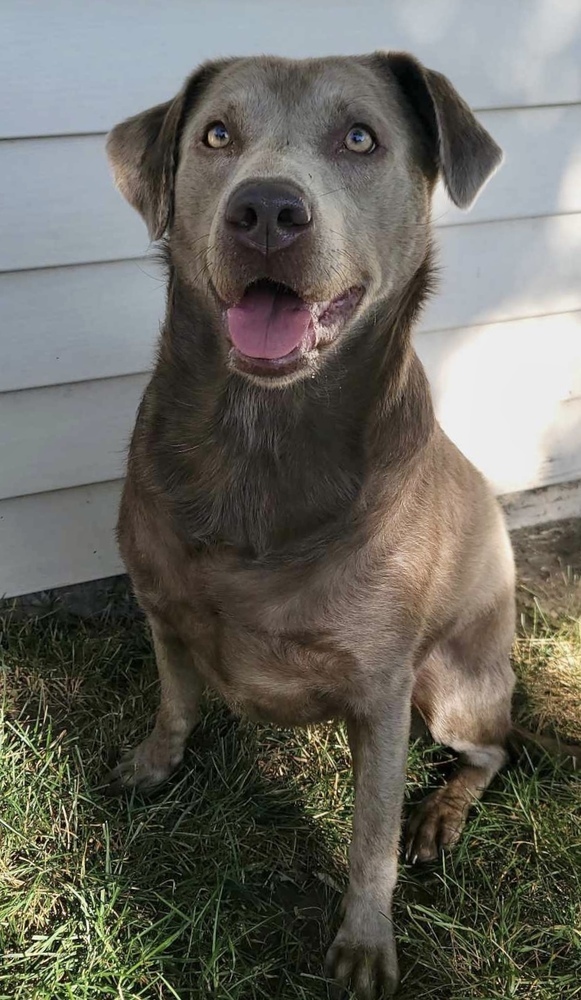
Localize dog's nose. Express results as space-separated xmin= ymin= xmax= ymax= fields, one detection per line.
xmin=225 ymin=180 xmax=312 ymax=254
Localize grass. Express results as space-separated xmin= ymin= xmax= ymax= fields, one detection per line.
xmin=0 ymin=596 xmax=580 ymax=999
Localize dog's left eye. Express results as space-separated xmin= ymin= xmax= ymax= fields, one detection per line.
xmin=205 ymin=122 xmax=231 ymax=149
xmin=344 ymin=125 xmax=376 ymax=154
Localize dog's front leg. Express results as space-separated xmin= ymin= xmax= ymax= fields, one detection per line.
xmin=326 ymin=679 xmax=412 ymax=998
xmin=107 ymin=615 xmax=203 ymax=793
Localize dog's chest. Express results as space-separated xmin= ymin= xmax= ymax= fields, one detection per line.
xmin=165 ymin=554 xmax=371 ymax=725
xmin=209 ymin=619 xmax=361 ymax=725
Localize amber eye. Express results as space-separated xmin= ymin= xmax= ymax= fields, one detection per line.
xmin=344 ymin=125 xmax=376 ymax=153
xmin=205 ymin=121 xmax=231 ymax=149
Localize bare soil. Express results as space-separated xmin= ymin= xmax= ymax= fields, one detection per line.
xmin=512 ymin=516 xmax=581 ymax=620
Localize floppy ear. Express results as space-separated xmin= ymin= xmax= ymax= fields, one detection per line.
xmin=106 ymin=60 xmax=230 ymax=239
xmin=376 ymin=51 xmax=503 ymax=209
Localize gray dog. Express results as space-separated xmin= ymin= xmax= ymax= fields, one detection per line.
xmin=106 ymin=51 xmax=515 ymax=997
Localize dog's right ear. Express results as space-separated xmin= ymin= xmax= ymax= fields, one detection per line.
xmin=107 ymin=60 xmax=231 ymax=240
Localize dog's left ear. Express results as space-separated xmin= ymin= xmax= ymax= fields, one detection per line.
xmin=107 ymin=59 xmax=231 ymax=239
xmin=372 ymin=51 xmax=503 ymax=209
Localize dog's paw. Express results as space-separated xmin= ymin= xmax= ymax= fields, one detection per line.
xmin=325 ymin=903 xmax=399 ymax=998
xmin=104 ymin=734 xmax=180 ymax=795
xmin=405 ymin=788 xmax=468 ymax=863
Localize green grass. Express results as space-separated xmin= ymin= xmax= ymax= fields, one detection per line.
xmin=0 ymin=601 xmax=580 ymax=999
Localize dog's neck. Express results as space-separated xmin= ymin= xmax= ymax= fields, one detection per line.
xmin=139 ymin=247 xmax=437 ymax=557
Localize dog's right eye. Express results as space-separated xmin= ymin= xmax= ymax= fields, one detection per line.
xmin=205 ymin=122 xmax=231 ymax=149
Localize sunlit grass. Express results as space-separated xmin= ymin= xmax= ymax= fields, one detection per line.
xmin=514 ymin=609 xmax=581 ymax=743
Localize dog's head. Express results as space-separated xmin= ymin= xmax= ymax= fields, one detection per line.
xmin=108 ymin=53 xmax=501 ymax=385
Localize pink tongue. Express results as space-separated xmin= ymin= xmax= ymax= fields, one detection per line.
xmin=227 ymin=285 xmax=312 ymax=360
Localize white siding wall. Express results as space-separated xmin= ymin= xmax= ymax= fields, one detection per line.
xmin=1 ymin=0 xmax=581 ymax=597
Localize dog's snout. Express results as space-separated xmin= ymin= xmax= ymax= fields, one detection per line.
xmin=225 ymin=180 xmax=312 ymax=254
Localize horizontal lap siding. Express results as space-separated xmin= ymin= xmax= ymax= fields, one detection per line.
xmin=0 ymin=262 xmax=161 ymax=392
xmin=419 ymin=342 xmax=581 ymax=495
xmin=0 ymin=0 xmax=580 ymax=596
xmin=0 ymin=483 xmax=123 ymax=598
xmin=0 ymin=376 xmax=147 ymax=500
xmin=418 ymin=313 xmax=581 ymax=407
xmin=3 ymin=0 xmax=581 ymax=139
xmin=422 ymin=214 xmax=581 ymax=331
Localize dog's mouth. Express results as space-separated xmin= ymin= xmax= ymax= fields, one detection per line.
xmin=225 ymin=279 xmax=363 ymax=377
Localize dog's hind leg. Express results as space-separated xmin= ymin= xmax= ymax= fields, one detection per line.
xmin=406 ymin=596 xmax=515 ymax=863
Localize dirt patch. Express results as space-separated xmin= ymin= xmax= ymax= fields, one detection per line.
xmin=511 ymin=517 xmax=581 ymax=620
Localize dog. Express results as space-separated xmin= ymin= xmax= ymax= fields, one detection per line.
xmin=106 ymin=51 xmax=515 ymax=998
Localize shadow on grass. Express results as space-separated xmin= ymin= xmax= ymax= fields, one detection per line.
xmin=1 ymin=593 xmax=580 ymax=1000
xmin=1 ymin=602 xmax=348 ymax=998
